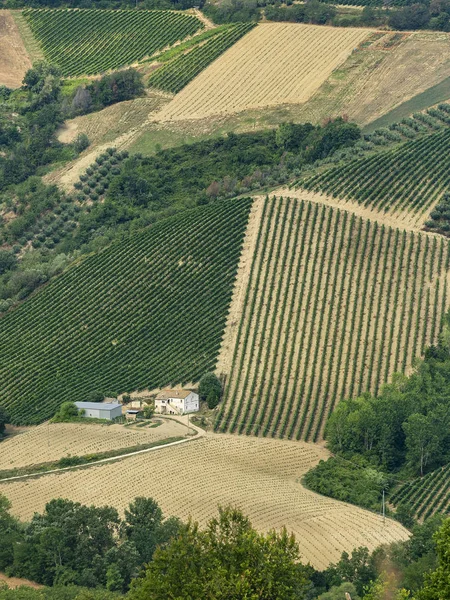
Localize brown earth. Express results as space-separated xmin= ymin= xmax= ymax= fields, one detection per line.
xmin=0 ymin=10 xmax=32 ymax=88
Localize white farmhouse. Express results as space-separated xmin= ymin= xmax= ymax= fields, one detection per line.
xmin=154 ymin=389 xmax=199 ymax=415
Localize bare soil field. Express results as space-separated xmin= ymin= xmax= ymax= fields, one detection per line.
xmin=156 ymin=23 xmax=370 ymax=121
xmin=215 ymin=196 xmax=450 ymax=442
xmin=0 ymin=10 xmax=32 ymax=88
xmin=0 ymin=573 xmax=42 ymax=590
xmin=0 ymin=434 xmax=409 ymax=569
xmin=0 ymin=420 xmax=187 ymax=470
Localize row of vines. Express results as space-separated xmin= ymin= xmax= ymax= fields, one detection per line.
xmin=215 ymin=196 xmax=450 ymax=442
xmin=297 ymin=128 xmax=450 ymax=220
xmin=0 ymin=197 xmax=252 ymax=424
xmin=391 ymin=465 xmax=450 ymax=521
xmin=24 ymin=9 xmax=203 ymax=76
xmin=148 ymin=23 xmax=255 ymax=94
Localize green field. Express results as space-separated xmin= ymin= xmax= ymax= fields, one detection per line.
xmin=0 ymin=198 xmax=252 ymax=424
xmin=391 ymin=465 xmax=450 ymax=520
xmin=24 ymin=8 xmax=203 ymax=76
xmin=298 ymin=128 xmax=450 ymax=219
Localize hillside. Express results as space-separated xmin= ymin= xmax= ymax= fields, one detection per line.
xmin=298 ymin=127 xmax=450 ymax=229
xmin=0 ymin=434 xmax=410 ymax=569
xmin=215 ymin=195 xmax=450 ymax=441
xmin=391 ymin=466 xmax=450 ymax=521
xmin=23 ymin=8 xmax=203 ymax=76
xmin=0 ymin=198 xmax=252 ymax=424
xmin=0 ymin=10 xmax=32 ymax=87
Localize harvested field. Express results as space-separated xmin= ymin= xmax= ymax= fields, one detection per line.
xmin=157 ymin=23 xmax=370 ymax=121
xmin=0 ymin=420 xmax=188 ymax=470
xmin=215 ymin=196 xmax=450 ymax=442
xmin=0 ymin=435 xmax=409 ymax=569
xmin=0 ymin=10 xmax=32 ymax=88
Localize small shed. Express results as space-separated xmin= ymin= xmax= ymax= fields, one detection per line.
xmin=75 ymin=402 xmax=122 ymax=420
xmin=126 ymin=410 xmax=140 ymax=421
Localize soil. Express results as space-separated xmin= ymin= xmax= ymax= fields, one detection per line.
xmin=0 ymin=573 xmax=42 ymax=589
xmin=0 ymin=10 xmax=32 ymax=88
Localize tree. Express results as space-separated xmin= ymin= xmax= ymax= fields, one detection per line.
xmin=0 ymin=407 xmax=9 ymax=438
xmin=198 ymin=373 xmax=222 ymax=409
xmin=403 ymin=413 xmax=441 ymax=476
xmin=0 ymin=250 xmax=17 ymax=275
xmin=128 ymin=506 xmax=310 ymax=600
xmin=416 ymin=518 xmax=450 ymax=599
xmin=124 ymin=497 xmax=181 ymax=565
xmin=142 ymin=403 xmax=154 ymax=419
xmin=53 ymin=402 xmax=79 ymax=422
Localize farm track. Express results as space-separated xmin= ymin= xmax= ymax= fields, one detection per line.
xmin=0 ymin=434 xmax=409 ymax=569
xmin=215 ymin=195 xmax=450 ymax=441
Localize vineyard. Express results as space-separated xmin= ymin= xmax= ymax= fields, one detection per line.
xmin=148 ymin=23 xmax=255 ymax=94
xmin=23 ymin=9 xmax=203 ymax=76
xmin=0 ymin=434 xmax=409 ymax=568
xmin=215 ymin=196 xmax=450 ymax=442
xmin=0 ymin=420 xmax=187 ymax=470
xmin=391 ymin=465 xmax=450 ymax=521
xmin=0 ymin=198 xmax=252 ymax=424
xmin=297 ymin=128 xmax=450 ymax=228
xmin=157 ymin=23 xmax=369 ymax=121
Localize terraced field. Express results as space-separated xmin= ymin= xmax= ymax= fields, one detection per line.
xmin=215 ymin=196 xmax=450 ymax=441
xmin=297 ymin=128 xmax=450 ymax=229
xmin=391 ymin=465 xmax=450 ymax=521
xmin=24 ymin=8 xmax=203 ymax=76
xmin=0 ymin=198 xmax=252 ymax=424
xmin=0 ymin=434 xmax=409 ymax=569
xmin=157 ymin=23 xmax=370 ymax=121
xmin=0 ymin=420 xmax=187 ymax=470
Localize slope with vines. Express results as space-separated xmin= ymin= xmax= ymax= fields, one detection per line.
xmin=214 ymin=195 xmax=450 ymax=442
xmin=0 ymin=198 xmax=252 ymax=424
xmin=24 ymin=8 xmax=203 ymax=76
xmin=391 ymin=465 xmax=450 ymax=521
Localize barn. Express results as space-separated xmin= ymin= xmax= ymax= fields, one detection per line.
xmin=75 ymin=401 xmax=122 ymax=420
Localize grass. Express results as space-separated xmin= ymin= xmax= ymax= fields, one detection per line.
xmin=364 ymin=76 xmax=450 ymax=132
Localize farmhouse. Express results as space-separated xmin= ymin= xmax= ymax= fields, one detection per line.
xmin=75 ymin=402 xmax=122 ymax=420
xmin=154 ymin=389 xmax=199 ymax=415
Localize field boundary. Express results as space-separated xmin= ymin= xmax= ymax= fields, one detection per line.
xmin=0 ymin=431 xmax=202 ymax=484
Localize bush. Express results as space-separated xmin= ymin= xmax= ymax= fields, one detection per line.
xmin=73 ymin=132 xmax=90 ymax=154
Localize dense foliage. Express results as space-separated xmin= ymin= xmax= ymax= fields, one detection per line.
xmin=0 ymin=198 xmax=252 ymax=424
xmin=198 ymin=372 xmax=222 ymax=409
xmin=24 ymin=9 xmax=203 ymax=76
xmin=148 ymin=22 xmax=255 ymax=93
xmin=0 ymin=495 xmax=180 ymax=591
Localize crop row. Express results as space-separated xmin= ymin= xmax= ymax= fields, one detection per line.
xmin=0 ymin=198 xmax=253 ymax=424
xmin=298 ymin=128 xmax=450 ymax=218
xmin=24 ymin=9 xmax=203 ymax=76
xmin=214 ymin=196 xmax=450 ymax=441
xmin=391 ymin=464 xmax=450 ymax=520
xmin=148 ymin=23 xmax=255 ymax=94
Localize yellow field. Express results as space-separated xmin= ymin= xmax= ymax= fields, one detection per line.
xmin=0 ymin=420 xmax=187 ymax=470
xmin=215 ymin=195 xmax=450 ymax=441
xmin=157 ymin=23 xmax=370 ymax=121
xmin=0 ymin=434 xmax=409 ymax=569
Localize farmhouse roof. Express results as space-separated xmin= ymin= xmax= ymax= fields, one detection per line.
xmin=75 ymin=402 xmax=121 ymax=410
xmin=155 ymin=389 xmax=192 ymax=400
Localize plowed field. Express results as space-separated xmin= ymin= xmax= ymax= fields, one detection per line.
xmin=0 ymin=10 xmax=32 ymax=87
xmin=157 ymin=23 xmax=370 ymax=121
xmin=0 ymin=435 xmax=409 ymax=569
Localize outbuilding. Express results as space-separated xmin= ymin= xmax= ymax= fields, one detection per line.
xmin=75 ymin=401 xmax=122 ymax=420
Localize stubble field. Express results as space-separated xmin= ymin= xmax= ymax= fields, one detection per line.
xmin=0 ymin=10 xmax=32 ymax=87
xmin=0 ymin=420 xmax=188 ymax=470
xmin=157 ymin=23 xmax=370 ymax=121
xmin=0 ymin=434 xmax=409 ymax=569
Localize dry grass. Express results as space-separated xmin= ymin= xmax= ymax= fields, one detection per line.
xmin=0 ymin=420 xmax=187 ymax=470
xmin=0 ymin=10 xmax=32 ymax=88
xmin=0 ymin=434 xmax=409 ymax=569
xmin=216 ymin=196 xmax=450 ymax=442
xmin=157 ymin=23 xmax=370 ymax=121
